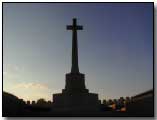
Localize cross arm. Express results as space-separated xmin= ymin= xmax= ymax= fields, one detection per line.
xmin=66 ymin=25 xmax=83 ymax=30
xmin=77 ymin=26 xmax=83 ymax=30
xmin=67 ymin=25 xmax=73 ymax=30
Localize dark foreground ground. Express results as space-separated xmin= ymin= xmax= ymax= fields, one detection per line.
xmin=3 ymin=104 xmax=154 ymax=117
xmin=3 ymin=110 xmax=154 ymax=117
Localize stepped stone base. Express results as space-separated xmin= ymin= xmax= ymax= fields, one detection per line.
xmin=52 ymin=73 xmax=101 ymax=112
xmin=52 ymin=92 xmax=101 ymax=112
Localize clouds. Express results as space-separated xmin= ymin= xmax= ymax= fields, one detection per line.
xmin=11 ymin=82 xmax=51 ymax=101
xmin=13 ymin=82 xmax=49 ymax=90
xmin=3 ymin=64 xmax=49 ymax=91
xmin=3 ymin=64 xmax=52 ymax=101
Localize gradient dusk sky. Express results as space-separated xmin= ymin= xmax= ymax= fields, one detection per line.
xmin=3 ymin=3 xmax=153 ymax=101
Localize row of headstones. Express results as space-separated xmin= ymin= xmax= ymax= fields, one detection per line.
xmin=102 ymin=97 xmax=132 ymax=111
xmin=19 ymin=99 xmax=52 ymax=105
xmin=103 ymin=97 xmax=131 ymax=106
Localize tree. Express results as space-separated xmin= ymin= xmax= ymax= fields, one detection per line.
xmin=36 ymin=98 xmax=47 ymax=105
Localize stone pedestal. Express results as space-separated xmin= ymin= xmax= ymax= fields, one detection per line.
xmin=53 ymin=93 xmax=100 ymax=112
xmin=62 ymin=73 xmax=89 ymax=94
xmin=52 ymin=73 xmax=101 ymax=112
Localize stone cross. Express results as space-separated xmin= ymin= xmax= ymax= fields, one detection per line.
xmin=67 ymin=18 xmax=83 ymax=73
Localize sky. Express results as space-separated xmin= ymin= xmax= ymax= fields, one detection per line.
xmin=3 ymin=3 xmax=153 ymax=101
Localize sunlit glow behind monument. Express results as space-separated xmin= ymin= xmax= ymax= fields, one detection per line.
xmin=3 ymin=3 xmax=153 ymax=101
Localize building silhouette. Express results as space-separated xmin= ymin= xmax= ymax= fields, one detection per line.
xmin=126 ymin=89 xmax=153 ymax=116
